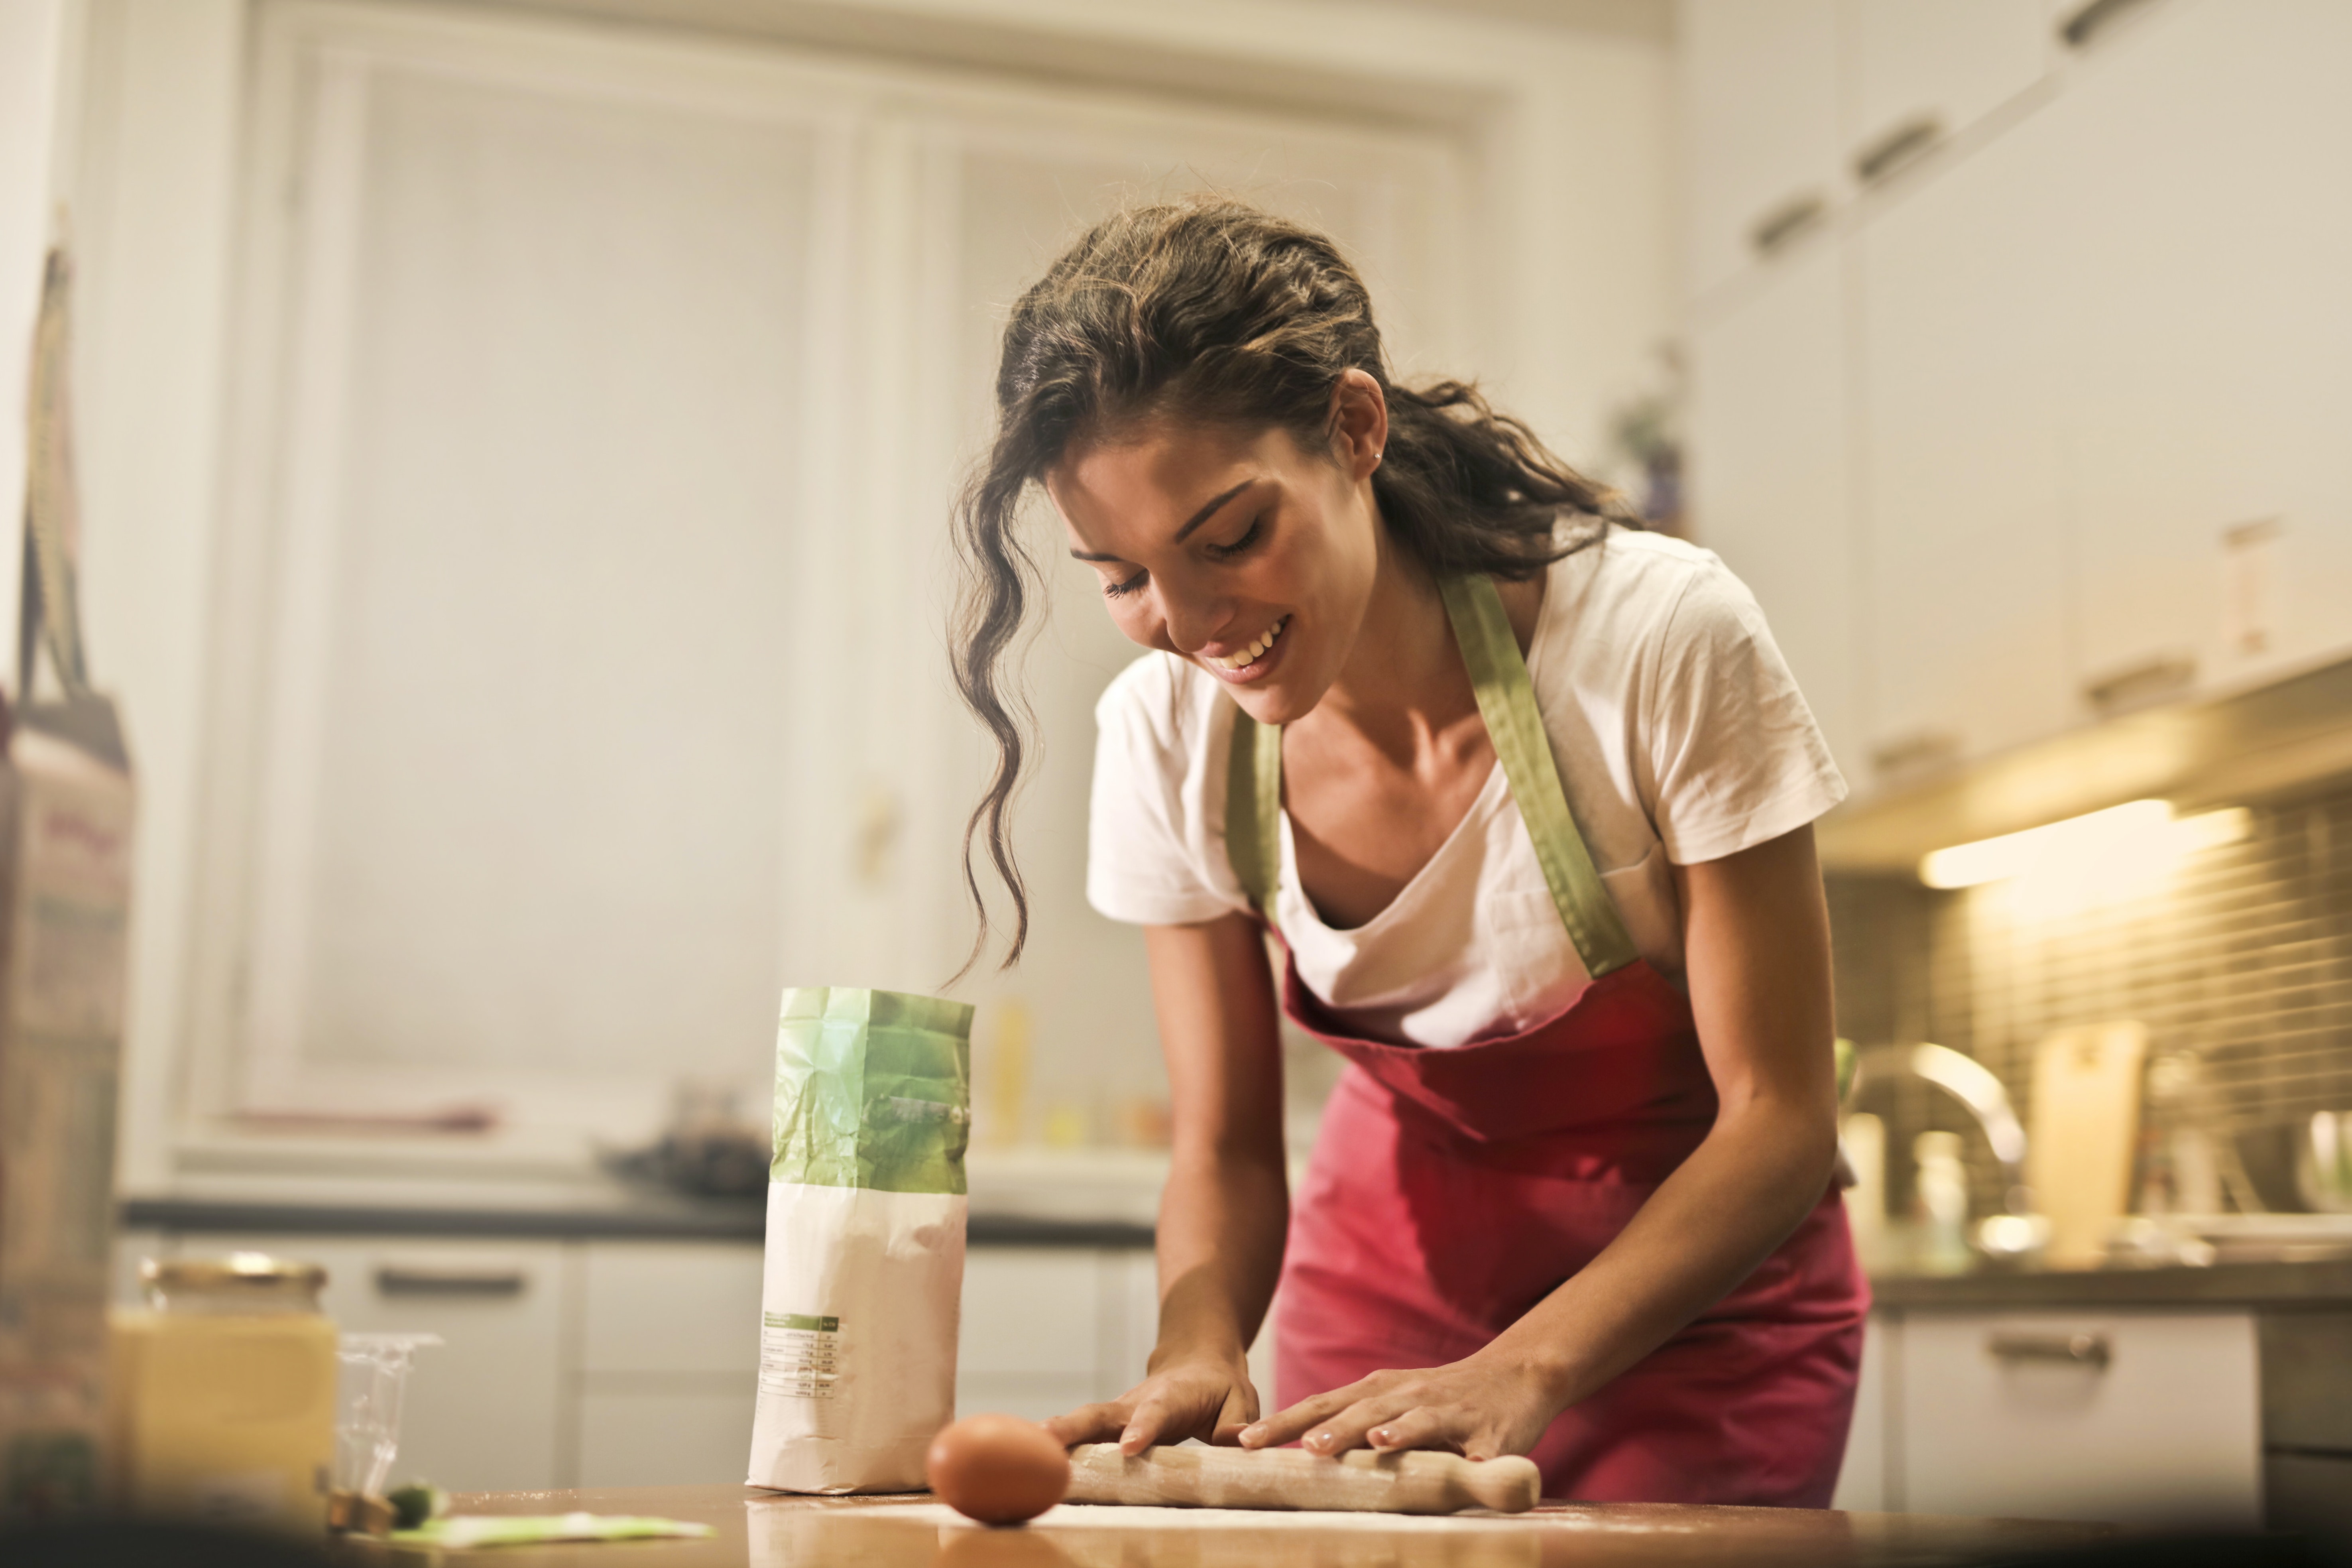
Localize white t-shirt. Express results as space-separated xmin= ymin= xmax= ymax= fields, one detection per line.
xmin=1085 ymin=529 xmax=1845 ymax=1049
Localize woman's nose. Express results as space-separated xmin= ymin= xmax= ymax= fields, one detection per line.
xmin=1157 ymin=592 xmax=1229 ymax=656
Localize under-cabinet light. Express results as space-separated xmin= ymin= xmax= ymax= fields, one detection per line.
xmin=1919 ymin=801 xmax=2250 ymax=892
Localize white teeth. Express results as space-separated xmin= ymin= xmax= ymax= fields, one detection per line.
xmin=1209 ymin=616 xmax=1286 ymax=670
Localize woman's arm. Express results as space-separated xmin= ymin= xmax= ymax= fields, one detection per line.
xmin=1042 ymin=912 xmax=1290 ymax=1453
xmin=1239 ymin=822 xmax=1841 ymax=1460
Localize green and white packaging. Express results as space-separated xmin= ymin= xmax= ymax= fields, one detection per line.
xmin=745 ymin=987 xmax=971 ymax=1493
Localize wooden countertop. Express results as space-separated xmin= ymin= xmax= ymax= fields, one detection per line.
xmin=330 ymin=1484 xmax=2114 ymax=1566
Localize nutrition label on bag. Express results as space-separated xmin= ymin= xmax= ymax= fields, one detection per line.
xmin=759 ymin=1313 xmax=841 ymax=1400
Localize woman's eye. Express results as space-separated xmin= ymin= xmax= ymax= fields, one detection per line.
xmin=1205 ymin=519 xmax=1262 ymax=561
xmin=1104 ymin=569 xmax=1148 ymax=600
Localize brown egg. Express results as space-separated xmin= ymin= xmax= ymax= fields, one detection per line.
xmin=926 ymin=1413 xmax=1072 ymax=1525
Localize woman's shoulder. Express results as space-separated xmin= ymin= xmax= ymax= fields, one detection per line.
xmin=1540 ymin=525 xmax=1752 ymax=645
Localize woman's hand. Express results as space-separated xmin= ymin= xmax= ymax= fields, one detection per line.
xmin=1236 ymin=1348 xmax=1561 ymax=1463
xmin=1042 ymin=1352 xmax=1261 ymax=1454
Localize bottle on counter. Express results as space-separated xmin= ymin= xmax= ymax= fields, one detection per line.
xmin=1913 ymin=1130 xmax=1973 ymax=1274
xmin=107 ymin=1254 xmax=339 ymax=1535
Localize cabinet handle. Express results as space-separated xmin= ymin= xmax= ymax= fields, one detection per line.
xmin=2060 ymin=0 xmax=2157 ymax=49
xmin=1853 ymin=114 xmax=1945 ymax=187
xmin=375 ymin=1266 xmax=529 ymax=1298
xmin=1870 ymin=730 xmax=1961 ymax=780
xmin=1748 ymin=191 xmax=1828 ymax=258
xmin=2081 ymin=654 xmax=2195 ymax=715
xmin=1986 ymin=1330 xmax=2112 ymax=1369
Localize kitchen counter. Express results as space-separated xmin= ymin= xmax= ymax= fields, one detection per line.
xmin=1870 ymin=1256 xmax=2352 ymax=1310
xmin=332 ymin=1484 xmax=2116 ymax=1566
xmin=119 ymin=1194 xmax=1154 ymax=1249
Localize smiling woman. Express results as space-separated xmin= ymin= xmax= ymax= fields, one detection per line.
xmin=947 ymin=197 xmax=1868 ymax=1506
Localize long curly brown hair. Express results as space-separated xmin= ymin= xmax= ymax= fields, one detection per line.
xmin=951 ymin=196 xmax=1634 ymax=975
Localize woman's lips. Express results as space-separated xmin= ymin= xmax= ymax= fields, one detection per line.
xmin=1198 ymin=614 xmax=1290 ymax=684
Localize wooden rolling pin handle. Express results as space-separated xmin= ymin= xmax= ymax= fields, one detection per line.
xmin=1449 ymin=1452 xmax=1541 ymax=1513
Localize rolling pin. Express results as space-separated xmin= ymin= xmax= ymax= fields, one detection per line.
xmin=1064 ymin=1443 xmax=1540 ymax=1515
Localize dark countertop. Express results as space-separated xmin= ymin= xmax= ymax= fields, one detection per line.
xmin=118 ymin=1194 xmax=1156 ymax=1250
xmin=1872 ymin=1256 xmax=2352 ymax=1310
xmin=124 ymin=1194 xmax=2352 ymax=1306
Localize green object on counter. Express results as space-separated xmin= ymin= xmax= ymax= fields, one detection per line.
xmin=388 ymin=1512 xmax=716 ymax=1548
xmin=771 ymin=987 xmax=973 ymax=1195
xmin=387 ymin=1481 xmax=448 ymax=1530
xmin=1835 ymin=1037 xmax=1857 ymax=1106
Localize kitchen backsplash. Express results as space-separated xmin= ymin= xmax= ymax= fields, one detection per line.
xmin=1828 ymin=772 xmax=2352 ymax=1219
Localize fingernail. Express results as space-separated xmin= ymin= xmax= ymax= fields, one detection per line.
xmin=1239 ymin=1425 xmax=1263 ymax=1446
xmin=1370 ymin=1427 xmax=1392 ymax=1445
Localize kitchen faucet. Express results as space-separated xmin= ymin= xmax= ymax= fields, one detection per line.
xmin=1847 ymin=1043 xmax=2047 ymax=1256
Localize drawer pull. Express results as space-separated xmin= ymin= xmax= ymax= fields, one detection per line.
xmin=2081 ymin=654 xmax=2195 ymax=715
xmin=1853 ymin=114 xmax=1944 ymax=187
xmin=1749 ymin=192 xmax=1828 ymax=258
xmin=1870 ymin=729 xmax=1961 ymax=780
xmin=2060 ymin=0 xmax=2157 ymax=49
xmin=1987 ymin=1330 xmax=2112 ymax=1369
xmin=375 ymin=1266 xmax=529 ymax=1298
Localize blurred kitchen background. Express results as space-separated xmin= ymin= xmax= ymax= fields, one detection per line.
xmin=3 ymin=0 xmax=2347 ymax=1542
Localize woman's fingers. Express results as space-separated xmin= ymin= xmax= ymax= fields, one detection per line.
xmin=1301 ymin=1394 xmax=1420 ymax=1455
xmin=1365 ymin=1406 xmax=1461 ymax=1454
xmin=1041 ymin=1400 xmax=1131 ymax=1448
xmin=1237 ymin=1380 xmax=1371 ymax=1448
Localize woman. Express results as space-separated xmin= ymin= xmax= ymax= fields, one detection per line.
xmin=951 ymin=198 xmax=1866 ymax=1505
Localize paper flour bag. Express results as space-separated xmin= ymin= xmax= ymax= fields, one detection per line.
xmin=746 ymin=986 xmax=971 ymax=1493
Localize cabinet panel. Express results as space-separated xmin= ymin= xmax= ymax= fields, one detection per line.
xmin=1680 ymin=0 xmax=1844 ymax=296
xmin=2058 ymin=0 xmax=2352 ymax=695
xmin=958 ymin=1249 xmax=1101 ymax=1379
xmin=581 ymin=1241 xmax=762 ymax=1376
xmin=1899 ymin=1309 xmax=2259 ymax=1528
xmin=187 ymin=1234 xmax=568 ymax=1493
xmin=1859 ymin=109 xmax=2076 ymax=773
xmin=1829 ymin=1315 xmax=1892 ymax=1512
xmin=1687 ymin=240 xmax=1860 ymax=778
xmin=577 ymin=1387 xmax=755 ymax=1487
xmin=1846 ymin=0 xmax=2050 ymax=177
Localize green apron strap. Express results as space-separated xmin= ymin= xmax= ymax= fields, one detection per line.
xmin=1221 ymin=574 xmax=1638 ymax=977
xmin=1438 ymin=574 xmax=1639 ymax=977
xmin=1225 ymin=701 xmax=1283 ymax=926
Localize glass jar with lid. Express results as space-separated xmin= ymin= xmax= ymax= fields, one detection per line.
xmin=109 ymin=1253 xmax=340 ymax=1534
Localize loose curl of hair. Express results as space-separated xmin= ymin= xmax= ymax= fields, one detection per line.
xmin=950 ymin=196 xmax=1636 ymax=976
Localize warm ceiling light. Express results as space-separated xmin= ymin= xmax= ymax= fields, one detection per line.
xmin=1917 ymin=801 xmax=2251 ymax=894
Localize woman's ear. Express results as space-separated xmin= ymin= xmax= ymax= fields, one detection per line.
xmin=1327 ymin=368 xmax=1388 ymax=481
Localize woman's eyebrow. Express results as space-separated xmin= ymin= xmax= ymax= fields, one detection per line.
xmin=1067 ymin=478 xmax=1258 ymax=563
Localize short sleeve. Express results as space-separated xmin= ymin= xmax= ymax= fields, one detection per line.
xmin=1641 ymin=561 xmax=1847 ymax=865
xmin=1087 ymin=657 xmax=1233 ymax=926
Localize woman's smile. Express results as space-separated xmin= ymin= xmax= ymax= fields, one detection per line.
xmin=1199 ymin=614 xmax=1291 ymax=681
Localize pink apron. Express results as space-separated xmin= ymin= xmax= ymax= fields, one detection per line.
xmin=1226 ymin=574 xmax=1867 ymax=1506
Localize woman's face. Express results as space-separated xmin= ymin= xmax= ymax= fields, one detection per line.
xmin=1045 ymin=375 xmax=1388 ymax=726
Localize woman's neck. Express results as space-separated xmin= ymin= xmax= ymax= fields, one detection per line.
xmin=1307 ymin=535 xmax=1480 ymax=766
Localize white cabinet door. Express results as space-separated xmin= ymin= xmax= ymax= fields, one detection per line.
xmin=1858 ymin=99 xmax=2077 ymax=775
xmin=1899 ymin=1309 xmax=2260 ymax=1528
xmin=574 ymin=1241 xmax=763 ymax=1487
xmin=2057 ymin=0 xmax=2352 ymax=698
xmin=1679 ymin=0 xmax=1845 ymax=296
xmin=1845 ymin=0 xmax=2051 ymax=185
xmin=183 ymin=1234 xmax=569 ymax=1493
xmin=1830 ymin=1314 xmax=1892 ymax=1512
xmin=957 ymin=1248 xmax=1131 ymax=1423
xmin=1687 ymin=239 xmax=1861 ymax=781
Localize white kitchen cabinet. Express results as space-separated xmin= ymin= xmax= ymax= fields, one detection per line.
xmin=578 ymin=1389 xmax=755 ymax=1487
xmin=1830 ymin=1315 xmax=1892 ymax=1512
xmin=1679 ymin=0 xmax=1846 ymax=296
xmin=957 ymin=1248 xmax=1107 ymax=1422
xmin=182 ymin=1234 xmax=570 ymax=1493
xmin=1687 ymin=238 xmax=1861 ymax=777
xmin=1844 ymin=0 xmax=2051 ymax=186
xmin=1898 ymin=1308 xmax=2260 ymax=1528
xmin=580 ymin=1241 xmax=763 ymax=1377
xmin=2055 ymin=0 xmax=2352 ymax=701
xmin=1857 ymin=97 xmax=2079 ymax=777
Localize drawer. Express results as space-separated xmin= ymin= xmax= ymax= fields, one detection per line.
xmin=1898 ymin=1309 xmax=2259 ymax=1528
xmin=2259 ymin=1312 xmax=2352 ymax=1452
xmin=168 ymin=1234 xmax=568 ymax=1492
xmin=581 ymin=1240 xmax=763 ymax=1375
xmin=959 ymin=1249 xmax=1103 ymax=1378
xmin=576 ymin=1386 xmax=755 ymax=1487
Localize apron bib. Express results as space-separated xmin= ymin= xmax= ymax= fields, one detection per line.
xmin=1227 ymin=574 xmax=1867 ymax=1506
